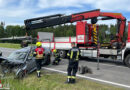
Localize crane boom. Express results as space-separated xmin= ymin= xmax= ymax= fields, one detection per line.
xmin=24 ymin=9 xmax=126 ymax=43
xmin=24 ymin=9 xmax=100 ymax=30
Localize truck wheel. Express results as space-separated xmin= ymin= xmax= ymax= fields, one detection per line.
xmin=124 ymin=54 xmax=130 ymax=68
xmin=60 ymin=50 xmax=67 ymax=58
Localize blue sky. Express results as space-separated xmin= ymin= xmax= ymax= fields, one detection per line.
xmin=0 ymin=0 xmax=130 ymax=26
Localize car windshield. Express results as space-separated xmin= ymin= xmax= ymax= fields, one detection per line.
xmin=8 ymin=51 xmax=27 ymax=61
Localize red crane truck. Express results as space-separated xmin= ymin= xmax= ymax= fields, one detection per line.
xmin=24 ymin=9 xmax=130 ymax=68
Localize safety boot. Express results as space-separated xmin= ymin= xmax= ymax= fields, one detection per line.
xmin=71 ymin=76 xmax=76 ymax=84
xmin=71 ymin=79 xmax=76 ymax=84
xmin=65 ymin=78 xmax=71 ymax=84
xmin=37 ymin=71 xmax=41 ymax=78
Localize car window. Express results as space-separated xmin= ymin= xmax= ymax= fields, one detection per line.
xmin=8 ymin=51 xmax=27 ymax=61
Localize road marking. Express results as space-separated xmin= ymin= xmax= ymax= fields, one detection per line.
xmin=0 ymin=88 xmax=10 ymax=90
xmin=43 ymin=67 xmax=130 ymax=89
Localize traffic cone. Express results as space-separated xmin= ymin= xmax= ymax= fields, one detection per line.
xmin=0 ymin=80 xmax=3 ymax=88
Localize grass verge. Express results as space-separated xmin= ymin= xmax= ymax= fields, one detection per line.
xmin=0 ymin=70 xmax=124 ymax=90
xmin=0 ymin=43 xmax=34 ymax=49
xmin=0 ymin=43 xmax=21 ymax=49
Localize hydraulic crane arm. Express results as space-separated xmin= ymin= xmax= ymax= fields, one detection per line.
xmin=100 ymin=12 xmax=126 ymax=42
xmin=24 ymin=9 xmax=126 ymax=43
xmin=24 ymin=9 xmax=100 ymax=30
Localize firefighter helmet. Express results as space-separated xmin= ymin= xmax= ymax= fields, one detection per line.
xmin=36 ymin=42 xmax=42 ymax=47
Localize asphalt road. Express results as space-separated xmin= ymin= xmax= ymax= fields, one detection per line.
xmin=1 ymin=47 xmax=130 ymax=89
xmin=0 ymin=47 xmax=17 ymax=57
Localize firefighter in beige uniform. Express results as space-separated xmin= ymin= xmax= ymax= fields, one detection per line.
xmin=34 ymin=42 xmax=44 ymax=77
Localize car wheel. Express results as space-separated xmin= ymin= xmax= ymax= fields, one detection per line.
xmin=15 ymin=70 xmax=25 ymax=79
xmin=60 ymin=50 xmax=67 ymax=58
xmin=124 ymin=54 xmax=130 ymax=68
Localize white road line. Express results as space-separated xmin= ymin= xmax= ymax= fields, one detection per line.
xmin=0 ymin=88 xmax=10 ymax=90
xmin=43 ymin=67 xmax=130 ymax=89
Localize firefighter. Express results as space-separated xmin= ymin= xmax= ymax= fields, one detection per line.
xmin=52 ymin=49 xmax=61 ymax=65
xmin=34 ymin=42 xmax=44 ymax=78
xmin=66 ymin=42 xmax=80 ymax=84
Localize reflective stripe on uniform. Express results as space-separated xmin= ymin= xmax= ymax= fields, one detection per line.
xmin=76 ymin=51 xmax=79 ymax=60
xmin=67 ymin=76 xmax=71 ymax=78
xmin=70 ymin=51 xmax=73 ymax=59
xmin=71 ymin=76 xmax=76 ymax=79
xmin=36 ymin=54 xmax=44 ymax=59
xmin=67 ymin=53 xmax=70 ymax=56
xmin=37 ymin=70 xmax=40 ymax=73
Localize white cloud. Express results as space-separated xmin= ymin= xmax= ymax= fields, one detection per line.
xmin=37 ymin=0 xmax=130 ymax=11
xmin=0 ymin=0 xmax=38 ymax=25
xmin=36 ymin=0 xmax=129 ymax=25
xmin=0 ymin=0 xmax=129 ymax=25
xmin=38 ymin=0 xmax=83 ymax=8
xmin=0 ymin=0 xmax=9 ymax=7
xmin=93 ymin=0 xmax=130 ymax=11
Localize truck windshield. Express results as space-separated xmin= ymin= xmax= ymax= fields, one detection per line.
xmin=8 ymin=51 xmax=27 ymax=61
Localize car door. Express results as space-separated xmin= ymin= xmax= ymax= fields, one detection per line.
xmin=25 ymin=51 xmax=37 ymax=72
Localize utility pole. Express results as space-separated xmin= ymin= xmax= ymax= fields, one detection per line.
xmin=97 ymin=25 xmax=100 ymax=70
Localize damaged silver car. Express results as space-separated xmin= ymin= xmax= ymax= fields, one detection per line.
xmin=0 ymin=46 xmax=51 ymax=78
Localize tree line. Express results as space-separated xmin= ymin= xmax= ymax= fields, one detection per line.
xmin=0 ymin=23 xmax=128 ymax=43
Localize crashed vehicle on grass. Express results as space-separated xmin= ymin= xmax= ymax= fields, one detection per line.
xmin=0 ymin=46 xmax=51 ymax=79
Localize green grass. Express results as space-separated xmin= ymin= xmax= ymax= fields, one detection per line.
xmin=0 ymin=71 xmax=124 ymax=90
xmin=0 ymin=43 xmax=21 ymax=49
xmin=0 ymin=43 xmax=34 ymax=49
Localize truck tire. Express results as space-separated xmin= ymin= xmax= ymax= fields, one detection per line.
xmin=124 ymin=54 xmax=130 ymax=68
xmin=60 ymin=50 xmax=67 ymax=59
